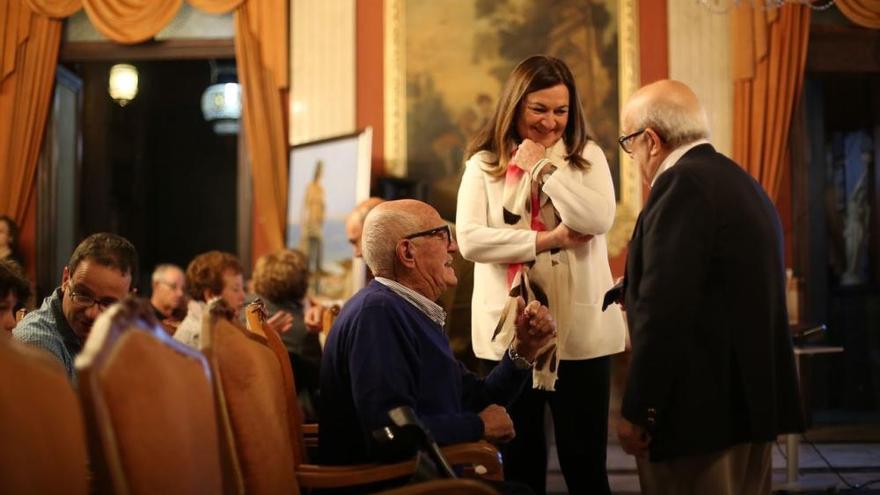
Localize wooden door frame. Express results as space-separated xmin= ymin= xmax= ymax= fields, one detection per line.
xmin=58 ymin=38 xmax=253 ymax=264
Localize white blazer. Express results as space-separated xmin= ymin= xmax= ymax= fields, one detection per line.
xmin=456 ymin=139 xmax=626 ymax=361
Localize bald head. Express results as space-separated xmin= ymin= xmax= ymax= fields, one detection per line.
xmin=346 ymin=197 xmax=385 ymax=258
xmin=622 ymin=79 xmax=710 ymax=149
xmin=361 ymin=200 xmax=441 ymax=278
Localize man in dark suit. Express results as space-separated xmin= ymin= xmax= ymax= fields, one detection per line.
xmin=615 ymin=80 xmax=803 ymax=494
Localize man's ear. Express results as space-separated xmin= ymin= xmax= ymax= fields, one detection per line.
xmin=645 ymin=128 xmax=663 ymax=156
xmin=396 ymin=240 xmax=416 ymax=268
xmin=61 ymin=266 xmax=71 ymax=289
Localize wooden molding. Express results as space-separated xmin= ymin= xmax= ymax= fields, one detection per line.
xmin=807 ymin=25 xmax=880 ymax=73
xmin=60 ymin=39 xmax=235 ymax=62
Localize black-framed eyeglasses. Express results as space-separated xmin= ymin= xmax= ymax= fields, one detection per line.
xmin=403 ymin=224 xmax=453 ymax=248
xmin=68 ymin=290 xmax=118 ymax=310
xmin=618 ymin=128 xmax=646 ymax=154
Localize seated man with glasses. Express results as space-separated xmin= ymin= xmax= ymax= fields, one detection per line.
xmin=319 ymin=199 xmax=556 ymax=469
xmin=14 ymin=233 xmax=137 ymax=385
xmin=149 ymin=263 xmax=187 ymax=332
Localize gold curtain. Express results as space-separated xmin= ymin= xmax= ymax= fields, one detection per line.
xmin=189 ymin=0 xmax=243 ymax=15
xmin=835 ymin=0 xmax=880 ymax=29
xmin=2 ymin=0 xmax=289 ymax=259
xmin=82 ymin=0 xmax=182 ymax=45
xmin=234 ymin=0 xmax=289 ymax=254
xmin=25 ymin=0 xmax=80 ymax=18
xmin=0 ymin=0 xmax=62 ymax=228
xmin=731 ymin=4 xmax=811 ymax=203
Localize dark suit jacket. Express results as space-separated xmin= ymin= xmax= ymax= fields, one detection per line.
xmin=622 ymin=143 xmax=804 ymax=461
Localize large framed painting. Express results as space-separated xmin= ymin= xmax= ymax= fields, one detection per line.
xmin=384 ymin=0 xmax=641 ymax=255
xmin=287 ymin=128 xmax=373 ymax=299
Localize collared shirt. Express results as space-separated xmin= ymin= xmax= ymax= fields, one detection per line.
xmin=651 ymin=139 xmax=711 ymax=187
xmin=13 ymin=288 xmax=83 ymax=385
xmin=173 ymin=299 xmax=208 ymax=349
xmin=374 ymin=277 xmax=447 ymax=327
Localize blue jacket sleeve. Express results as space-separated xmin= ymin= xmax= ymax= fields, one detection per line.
xmin=460 ymin=354 xmax=530 ymax=412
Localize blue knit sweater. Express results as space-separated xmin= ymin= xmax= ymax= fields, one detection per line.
xmin=319 ymin=280 xmax=528 ymax=464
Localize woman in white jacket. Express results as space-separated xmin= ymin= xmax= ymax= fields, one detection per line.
xmin=456 ymin=55 xmax=625 ymax=495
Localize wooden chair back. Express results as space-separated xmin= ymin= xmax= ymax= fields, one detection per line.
xmin=202 ymin=303 xmax=299 ymax=495
xmin=320 ymin=303 xmax=341 ymax=344
xmin=0 ymin=337 xmax=89 ymax=495
xmin=244 ymin=300 xmax=308 ymax=463
xmin=76 ymin=298 xmax=224 ymax=495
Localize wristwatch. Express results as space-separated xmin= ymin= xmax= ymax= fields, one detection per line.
xmin=508 ymin=345 xmax=534 ymax=370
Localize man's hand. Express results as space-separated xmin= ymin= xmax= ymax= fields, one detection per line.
xmin=512 ymin=299 xmax=555 ymax=361
xmin=479 ymin=404 xmax=515 ymax=444
xmin=266 ymin=310 xmax=294 ymax=334
xmin=512 ymin=139 xmax=545 ymax=172
xmin=617 ymin=417 xmax=651 ymax=458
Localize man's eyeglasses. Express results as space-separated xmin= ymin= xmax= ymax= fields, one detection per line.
xmin=68 ymin=290 xmax=118 ymax=310
xmin=618 ymin=128 xmax=646 ymax=154
xmin=403 ymin=224 xmax=453 ymax=248
xmin=157 ymin=280 xmax=183 ymax=291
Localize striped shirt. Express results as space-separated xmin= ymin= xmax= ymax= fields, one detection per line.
xmin=374 ymin=277 xmax=447 ymax=327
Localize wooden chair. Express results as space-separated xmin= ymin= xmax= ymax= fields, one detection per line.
xmin=76 ymin=298 xmax=224 ymax=495
xmin=244 ymin=300 xmax=316 ymax=455
xmin=380 ymin=479 xmax=499 ymax=495
xmin=0 ymin=336 xmax=89 ymax=495
xmin=210 ymin=303 xmax=503 ymax=494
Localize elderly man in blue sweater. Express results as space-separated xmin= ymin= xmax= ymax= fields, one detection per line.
xmin=320 ymin=199 xmax=555 ymax=466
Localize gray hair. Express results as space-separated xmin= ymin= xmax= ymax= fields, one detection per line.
xmin=628 ymin=97 xmax=710 ymax=149
xmin=361 ymin=208 xmax=422 ymax=278
xmin=151 ymin=263 xmax=183 ymax=284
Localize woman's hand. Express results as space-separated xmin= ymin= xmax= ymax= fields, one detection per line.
xmin=267 ymin=310 xmax=294 ymax=334
xmin=536 ymin=223 xmax=593 ymax=253
xmin=512 ymin=139 xmax=545 ymax=171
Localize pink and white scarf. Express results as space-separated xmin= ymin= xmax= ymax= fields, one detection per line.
xmin=485 ymin=152 xmax=572 ymax=390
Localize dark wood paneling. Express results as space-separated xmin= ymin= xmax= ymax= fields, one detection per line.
xmin=60 ymin=39 xmax=235 ymax=63
xmin=807 ymin=25 xmax=880 ymax=73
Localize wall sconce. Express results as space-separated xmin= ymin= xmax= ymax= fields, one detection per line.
xmin=108 ymin=63 xmax=139 ymax=107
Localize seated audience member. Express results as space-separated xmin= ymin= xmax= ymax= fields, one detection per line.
xmin=319 ymin=199 xmax=555 ymax=465
xmin=0 ymin=259 xmax=31 ymax=333
xmin=252 ymin=248 xmax=322 ymax=420
xmin=304 ymin=197 xmax=384 ymax=332
xmin=13 ymin=233 xmax=137 ymax=384
xmin=149 ymin=263 xmax=187 ymax=332
xmin=0 ymin=215 xmax=25 ymax=269
xmin=174 ymin=251 xmax=246 ymax=349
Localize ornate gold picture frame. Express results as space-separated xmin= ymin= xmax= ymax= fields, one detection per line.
xmin=384 ymin=0 xmax=641 ymax=255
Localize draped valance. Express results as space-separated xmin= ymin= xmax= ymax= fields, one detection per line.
xmin=835 ymin=0 xmax=880 ymax=29
xmin=1 ymin=0 xmax=289 ymax=271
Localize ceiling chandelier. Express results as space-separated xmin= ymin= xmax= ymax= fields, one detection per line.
xmin=697 ymin=0 xmax=836 ymax=13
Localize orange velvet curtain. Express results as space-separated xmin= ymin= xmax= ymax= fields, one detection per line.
xmin=0 ymin=0 xmax=62 ymax=232
xmin=1 ymin=0 xmax=289 ymax=262
xmin=731 ymin=4 xmax=811 ymax=204
xmin=835 ymin=0 xmax=880 ymax=29
xmin=234 ymin=0 xmax=289 ymax=254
